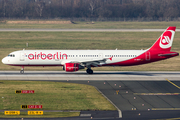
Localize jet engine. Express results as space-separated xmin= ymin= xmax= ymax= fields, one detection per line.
xmin=63 ymin=63 xmax=84 ymax=72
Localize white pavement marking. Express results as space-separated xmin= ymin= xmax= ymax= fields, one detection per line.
xmin=94 ymin=86 xmax=122 ymax=118
xmin=0 ymin=71 xmax=180 ymax=81
xmin=0 ymin=29 xmax=180 ymax=32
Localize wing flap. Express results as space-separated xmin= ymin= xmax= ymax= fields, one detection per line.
xmin=61 ymin=57 xmax=113 ymax=67
xmin=80 ymin=57 xmax=113 ymax=67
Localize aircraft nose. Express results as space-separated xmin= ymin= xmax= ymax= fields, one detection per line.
xmin=2 ymin=57 xmax=8 ymax=64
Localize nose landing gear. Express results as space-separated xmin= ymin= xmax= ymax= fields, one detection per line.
xmin=20 ymin=66 xmax=24 ymax=74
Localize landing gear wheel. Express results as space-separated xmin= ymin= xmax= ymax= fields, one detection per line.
xmin=20 ymin=70 xmax=24 ymax=74
xmin=86 ymin=68 xmax=93 ymax=74
xmin=20 ymin=66 xmax=24 ymax=74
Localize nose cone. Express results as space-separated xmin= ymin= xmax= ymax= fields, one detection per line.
xmin=2 ymin=57 xmax=8 ymax=64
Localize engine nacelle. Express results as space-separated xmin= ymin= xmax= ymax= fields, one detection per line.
xmin=64 ymin=63 xmax=84 ymax=72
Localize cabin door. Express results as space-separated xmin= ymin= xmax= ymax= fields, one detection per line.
xmin=99 ymin=53 xmax=103 ymax=59
xmin=145 ymin=52 xmax=150 ymax=61
xmin=20 ymin=52 xmax=25 ymax=61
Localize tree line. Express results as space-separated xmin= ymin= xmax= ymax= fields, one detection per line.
xmin=0 ymin=0 xmax=180 ymax=20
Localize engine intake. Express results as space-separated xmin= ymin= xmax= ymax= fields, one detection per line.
xmin=64 ymin=63 xmax=84 ymax=72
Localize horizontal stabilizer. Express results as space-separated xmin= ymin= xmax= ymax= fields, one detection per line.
xmin=158 ymin=52 xmax=179 ymax=56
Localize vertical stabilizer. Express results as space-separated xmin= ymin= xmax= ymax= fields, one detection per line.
xmin=149 ymin=26 xmax=176 ymax=52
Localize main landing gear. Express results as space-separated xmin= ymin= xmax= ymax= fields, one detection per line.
xmin=86 ymin=68 xmax=93 ymax=74
xmin=20 ymin=66 xmax=24 ymax=74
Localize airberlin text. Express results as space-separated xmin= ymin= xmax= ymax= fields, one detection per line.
xmin=28 ymin=52 xmax=67 ymax=60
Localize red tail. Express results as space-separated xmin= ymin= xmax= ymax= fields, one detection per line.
xmin=149 ymin=26 xmax=176 ymax=52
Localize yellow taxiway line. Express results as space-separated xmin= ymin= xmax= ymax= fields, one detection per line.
xmin=166 ymin=78 xmax=180 ymax=89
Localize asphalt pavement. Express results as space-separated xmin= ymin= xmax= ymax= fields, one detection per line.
xmin=1 ymin=71 xmax=180 ymax=119
xmin=0 ymin=28 xmax=180 ymax=32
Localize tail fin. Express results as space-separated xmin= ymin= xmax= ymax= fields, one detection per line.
xmin=149 ymin=26 xmax=176 ymax=52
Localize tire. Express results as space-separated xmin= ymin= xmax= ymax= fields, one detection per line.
xmin=86 ymin=69 xmax=93 ymax=74
xmin=20 ymin=70 xmax=24 ymax=74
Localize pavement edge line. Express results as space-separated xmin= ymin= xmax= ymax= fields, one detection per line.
xmin=93 ymin=86 xmax=122 ymax=118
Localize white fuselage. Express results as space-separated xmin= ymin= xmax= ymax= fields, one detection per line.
xmin=2 ymin=50 xmax=146 ymax=66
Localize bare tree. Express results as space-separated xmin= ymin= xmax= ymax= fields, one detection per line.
xmin=88 ymin=0 xmax=101 ymax=17
xmin=11 ymin=0 xmax=26 ymax=17
xmin=0 ymin=0 xmax=180 ymax=19
xmin=3 ymin=0 xmax=6 ymax=17
xmin=35 ymin=0 xmax=45 ymax=17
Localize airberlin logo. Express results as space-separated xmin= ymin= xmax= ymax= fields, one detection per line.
xmin=28 ymin=52 xmax=67 ymax=60
xmin=159 ymin=30 xmax=174 ymax=49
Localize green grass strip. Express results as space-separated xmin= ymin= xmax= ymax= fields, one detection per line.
xmin=0 ymin=80 xmax=116 ymax=111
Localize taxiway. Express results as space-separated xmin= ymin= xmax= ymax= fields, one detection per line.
xmin=1 ymin=71 xmax=180 ymax=119
xmin=0 ymin=71 xmax=180 ymax=81
xmin=0 ymin=28 xmax=180 ymax=32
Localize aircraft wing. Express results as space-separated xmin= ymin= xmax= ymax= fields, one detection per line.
xmin=63 ymin=57 xmax=113 ymax=67
xmin=80 ymin=59 xmax=107 ymax=67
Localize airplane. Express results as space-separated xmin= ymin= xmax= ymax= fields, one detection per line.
xmin=2 ymin=26 xmax=179 ymax=74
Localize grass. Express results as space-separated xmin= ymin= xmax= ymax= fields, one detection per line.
xmin=0 ymin=31 xmax=180 ymax=71
xmin=0 ymin=112 xmax=80 ymax=118
xmin=1 ymin=21 xmax=180 ymax=29
xmin=0 ymin=32 xmax=160 ymax=49
xmin=0 ymin=81 xmax=116 ymax=111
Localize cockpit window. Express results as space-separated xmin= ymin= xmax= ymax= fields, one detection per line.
xmin=7 ymin=54 xmax=15 ymax=57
